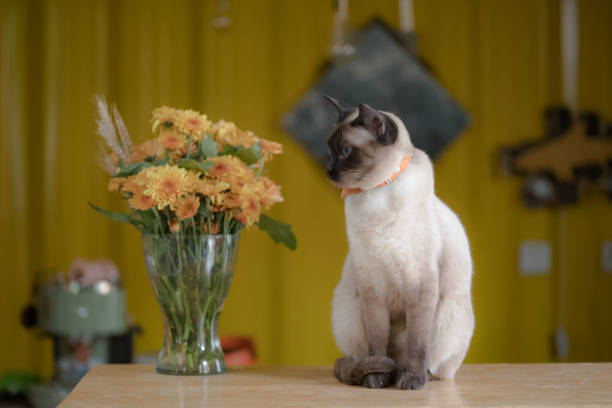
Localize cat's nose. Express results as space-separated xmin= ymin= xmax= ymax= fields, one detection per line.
xmin=327 ymin=168 xmax=339 ymax=181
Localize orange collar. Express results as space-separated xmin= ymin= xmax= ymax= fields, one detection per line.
xmin=341 ymin=155 xmax=411 ymax=198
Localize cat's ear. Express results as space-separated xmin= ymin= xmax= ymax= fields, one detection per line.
xmin=324 ymin=95 xmax=356 ymax=121
xmin=358 ymin=103 xmax=386 ymax=136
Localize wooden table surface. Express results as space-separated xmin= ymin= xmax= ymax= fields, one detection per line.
xmin=59 ymin=363 xmax=612 ymax=407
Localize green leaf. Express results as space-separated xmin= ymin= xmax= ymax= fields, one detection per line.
xmin=163 ymin=121 xmax=173 ymax=128
xmin=235 ymin=142 xmax=263 ymax=165
xmin=89 ymin=202 xmax=135 ymax=225
xmin=113 ymin=162 xmax=152 ymax=178
xmin=177 ymin=159 xmax=215 ymax=173
xmin=154 ymin=157 xmax=170 ymax=166
xmin=256 ymin=214 xmax=297 ymax=250
xmin=221 ymin=144 xmax=236 ymax=155
xmin=199 ymin=136 xmax=218 ymax=158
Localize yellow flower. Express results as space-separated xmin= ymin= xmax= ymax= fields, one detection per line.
xmin=196 ymin=178 xmax=230 ymax=197
xmin=175 ymin=109 xmax=210 ymax=140
xmin=143 ymin=165 xmax=200 ymax=210
xmin=175 ymin=195 xmax=200 ymax=220
xmin=210 ymin=120 xmax=258 ymax=149
xmin=152 ymin=106 xmax=180 ymax=132
xmin=159 ymin=129 xmax=187 ymax=151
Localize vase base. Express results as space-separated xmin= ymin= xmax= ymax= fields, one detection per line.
xmin=155 ymin=359 xmax=227 ymax=376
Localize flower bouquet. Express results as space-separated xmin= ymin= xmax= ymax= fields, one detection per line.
xmin=90 ymin=97 xmax=296 ymax=375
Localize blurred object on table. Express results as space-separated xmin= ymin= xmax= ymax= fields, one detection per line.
xmin=21 ymin=259 xmax=138 ymax=408
xmin=221 ymin=336 xmax=257 ymax=367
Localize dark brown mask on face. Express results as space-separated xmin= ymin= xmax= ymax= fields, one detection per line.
xmin=324 ymin=96 xmax=398 ymax=184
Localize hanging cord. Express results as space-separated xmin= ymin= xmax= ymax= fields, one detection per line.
xmin=331 ymin=0 xmax=354 ymax=58
xmin=397 ymin=0 xmax=418 ymax=54
xmin=561 ymin=0 xmax=579 ymax=112
xmin=554 ymin=0 xmax=579 ymax=360
xmin=555 ymin=208 xmax=570 ymax=359
xmin=212 ymin=0 xmax=231 ymax=29
xmin=398 ymin=0 xmax=415 ymax=33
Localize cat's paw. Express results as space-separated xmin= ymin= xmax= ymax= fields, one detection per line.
xmin=334 ymin=357 xmax=356 ymax=384
xmin=395 ymin=370 xmax=427 ymax=390
xmin=362 ymin=372 xmax=393 ymax=389
xmin=334 ymin=356 xmax=396 ymax=386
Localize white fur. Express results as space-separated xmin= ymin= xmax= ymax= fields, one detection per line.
xmin=331 ymin=116 xmax=474 ymax=379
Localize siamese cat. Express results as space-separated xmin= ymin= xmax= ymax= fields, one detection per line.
xmin=326 ymin=96 xmax=474 ymax=390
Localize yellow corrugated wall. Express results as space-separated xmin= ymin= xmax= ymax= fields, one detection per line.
xmin=1 ymin=0 xmax=611 ymax=376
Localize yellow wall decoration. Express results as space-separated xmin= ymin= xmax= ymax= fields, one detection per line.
xmin=1 ymin=0 xmax=611 ymax=377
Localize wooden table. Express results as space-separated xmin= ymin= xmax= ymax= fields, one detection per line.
xmin=60 ymin=364 xmax=612 ymax=407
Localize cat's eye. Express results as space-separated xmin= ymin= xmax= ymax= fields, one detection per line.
xmin=341 ymin=145 xmax=352 ymax=158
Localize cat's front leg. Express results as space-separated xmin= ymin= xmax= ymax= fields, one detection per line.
xmin=396 ymin=279 xmax=439 ymax=390
xmin=332 ymin=271 xmax=395 ymax=387
xmin=359 ymin=289 xmax=395 ymax=388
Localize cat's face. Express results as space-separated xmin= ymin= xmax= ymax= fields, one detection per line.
xmin=325 ymin=97 xmax=401 ymax=189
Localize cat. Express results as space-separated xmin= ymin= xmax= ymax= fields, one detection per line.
xmin=325 ymin=96 xmax=474 ymax=390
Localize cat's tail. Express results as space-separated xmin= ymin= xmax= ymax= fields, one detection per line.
xmin=333 ymin=356 xmax=396 ymax=385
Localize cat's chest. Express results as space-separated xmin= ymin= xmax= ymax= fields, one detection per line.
xmin=345 ymin=198 xmax=439 ymax=292
xmin=346 ymin=201 xmax=434 ymax=260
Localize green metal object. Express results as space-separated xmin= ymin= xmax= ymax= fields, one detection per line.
xmin=27 ymin=383 xmax=69 ymax=408
xmin=38 ymin=285 xmax=126 ymax=335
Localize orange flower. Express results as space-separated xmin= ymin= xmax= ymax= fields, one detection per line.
xmin=260 ymin=139 xmax=283 ymax=155
xmin=235 ymin=212 xmax=247 ymax=225
xmin=202 ymin=223 xmax=219 ymax=234
xmin=159 ymin=129 xmax=187 ymax=151
xmin=259 ymin=177 xmax=284 ymax=208
xmin=209 ymin=159 xmax=230 ymax=178
xmin=208 ymin=156 xmax=253 ymax=189
xmin=175 ymin=195 xmax=200 ymax=220
xmin=168 ymin=218 xmax=180 ymax=233
xmin=175 ymin=142 xmax=197 ymax=157
xmin=222 ymin=193 xmax=241 ymax=209
xmin=130 ymin=139 xmax=162 ymax=162
xmin=239 ymin=194 xmax=261 ymax=226
xmin=122 ymin=177 xmax=142 ymax=194
xmin=129 ymin=190 xmax=155 ymax=211
xmin=108 ymin=177 xmax=126 ymax=192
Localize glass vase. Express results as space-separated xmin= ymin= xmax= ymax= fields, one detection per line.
xmin=142 ymin=233 xmax=240 ymax=375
